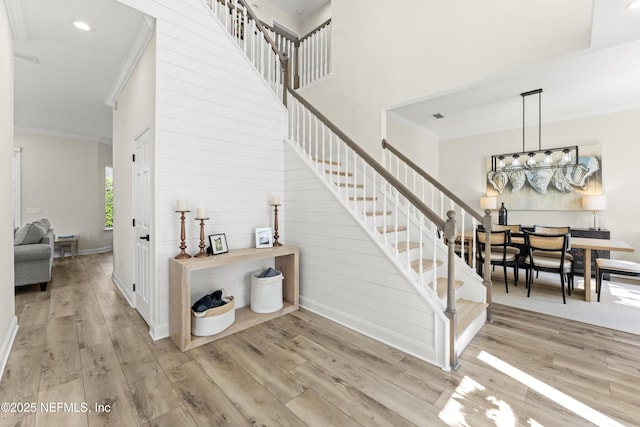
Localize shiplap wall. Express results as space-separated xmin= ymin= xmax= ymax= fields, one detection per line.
xmin=284 ymin=142 xmax=447 ymax=366
xmin=119 ymin=0 xmax=287 ymax=337
xmin=154 ymin=2 xmax=287 ymax=335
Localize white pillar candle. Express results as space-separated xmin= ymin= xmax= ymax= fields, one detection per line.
xmin=196 ymin=207 xmax=208 ymax=219
xmin=271 ymin=196 xmax=280 ymax=205
xmin=176 ymin=200 xmax=188 ymax=211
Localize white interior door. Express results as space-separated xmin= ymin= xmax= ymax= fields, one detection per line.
xmin=134 ymin=127 xmax=152 ymax=326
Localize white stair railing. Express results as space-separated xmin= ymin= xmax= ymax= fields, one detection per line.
xmin=382 ymin=139 xmax=493 ymax=320
xmin=288 ymin=93 xmax=449 ymax=300
xmin=209 ymin=0 xmax=287 ymax=101
xmin=298 ymin=19 xmax=331 ymax=87
xmin=205 ymin=0 xmax=481 ymax=369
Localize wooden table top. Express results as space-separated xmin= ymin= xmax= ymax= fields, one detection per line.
xmin=570 ymin=237 xmax=634 ymax=252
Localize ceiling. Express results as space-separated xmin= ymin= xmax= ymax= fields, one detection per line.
xmin=390 ymin=0 xmax=640 ymax=140
xmin=8 ymin=0 xmax=144 ymax=142
xmin=6 ymin=0 xmax=639 ymax=144
xmin=263 ymin=0 xmax=329 ymax=21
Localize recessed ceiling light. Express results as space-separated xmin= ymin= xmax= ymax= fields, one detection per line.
xmin=626 ymin=0 xmax=640 ymax=10
xmin=72 ymin=21 xmax=91 ymax=31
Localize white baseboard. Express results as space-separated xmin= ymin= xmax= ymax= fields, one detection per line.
xmin=150 ymin=323 xmax=169 ymax=341
xmin=54 ymin=246 xmax=113 ymax=258
xmin=299 ymin=296 xmax=442 ymax=368
xmin=0 ymin=316 xmax=18 ymax=381
xmin=111 ymin=272 xmax=134 ymax=307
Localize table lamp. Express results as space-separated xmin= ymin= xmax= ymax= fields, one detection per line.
xmin=583 ymin=194 xmax=607 ymax=230
xmin=480 ymin=196 xmax=497 ymax=211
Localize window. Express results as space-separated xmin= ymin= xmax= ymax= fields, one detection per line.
xmin=105 ymin=166 xmax=113 ymax=229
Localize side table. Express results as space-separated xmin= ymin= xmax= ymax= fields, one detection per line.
xmin=55 ymin=235 xmax=79 ymax=259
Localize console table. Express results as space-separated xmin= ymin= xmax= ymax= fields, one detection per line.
xmin=168 ymin=245 xmax=299 ymax=351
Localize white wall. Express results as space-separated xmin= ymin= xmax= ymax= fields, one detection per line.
xmin=13 ymin=131 xmax=113 ymax=253
xmin=251 ymin=0 xmax=302 ymax=35
xmin=117 ymin=0 xmax=287 ymax=338
xmin=386 ymin=114 xmax=440 ymax=178
xmin=301 ymin=0 xmax=593 ymax=171
xmin=113 ymin=33 xmax=156 ymax=305
xmin=301 ymin=3 xmax=331 ymax=36
xmin=439 ymin=108 xmax=640 ymax=259
xmin=0 ymin=0 xmax=17 ymax=380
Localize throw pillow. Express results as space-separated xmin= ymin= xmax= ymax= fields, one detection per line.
xmin=14 ymin=223 xmax=47 ymax=245
xmin=33 ymin=218 xmax=51 ymax=230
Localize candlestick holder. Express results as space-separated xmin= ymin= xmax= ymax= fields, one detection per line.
xmin=271 ymin=204 xmax=282 ymax=247
xmin=194 ymin=217 xmax=210 ymax=258
xmin=175 ymin=210 xmax=192 ymax=259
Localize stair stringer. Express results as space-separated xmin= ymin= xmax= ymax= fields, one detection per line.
xmin=284 ymin=139 xmax=452 ymax=369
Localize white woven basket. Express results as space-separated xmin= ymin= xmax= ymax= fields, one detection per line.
xmin=191 ymin=293 xmax=235 ymax=336
xmin=250 ymin=271 xmax=284 ymax=313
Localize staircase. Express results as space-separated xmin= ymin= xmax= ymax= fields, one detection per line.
xmin=206 ymin=0 xmax=493 ymax=370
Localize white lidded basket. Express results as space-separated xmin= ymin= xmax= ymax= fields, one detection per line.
xmin=191 ymin=290 xmax=235 ymax=337
xmin=250 ymin=270 xmax=284 ymax=313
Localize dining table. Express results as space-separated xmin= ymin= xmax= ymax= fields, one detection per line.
xmin=480 ymin=232 xmax=634 ymax=302
xmin=570 ymin=237 xmax=635 ymax=302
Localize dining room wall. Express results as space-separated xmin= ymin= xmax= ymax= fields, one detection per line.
xmin=439 ymin=107 xmax=640 ymax=260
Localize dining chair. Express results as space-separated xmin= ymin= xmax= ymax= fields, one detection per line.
xmin=476 ymin=229 xmax=519 ymax=292
xmin=524 ymin=231 xmax=573 ymax=304
xmin=532 ymin=225 xmax=575 ymax=289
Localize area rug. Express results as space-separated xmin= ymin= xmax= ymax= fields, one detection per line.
xmin=489 ymin=270 xmax=640 ymax=335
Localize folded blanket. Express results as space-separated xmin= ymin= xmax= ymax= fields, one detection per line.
xmin=192 ymin=289 xmax=227 ymax=312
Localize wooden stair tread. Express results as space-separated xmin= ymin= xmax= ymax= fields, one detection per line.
xmin=377 ymin=225 xmax=407 ymax=233
xmin=349 ymin=196 xmax=377 ymax=201
xmin=337 ymin=183 xmax=363 ymax=188
xmin=325 ymin=170 xmax=353 ymax=176
xmin=394 ymin=241 xmax=422 ymax=252
xmin=410 ymin=259 xmax=443 ymax=273
xmin=365 ymin=210 xmax=392 ymax=216
xmin=433 ymin=278 xmax=464 ymax=299
xmin=313 ymin=158 xmax=340 ymax=165
xmin=456 ymin=299 xmax=488 ymax=336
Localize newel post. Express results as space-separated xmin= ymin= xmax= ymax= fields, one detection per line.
xmin=293 ymin=41 xmax=300 ymax=89
xmin=482 ymin=209 xmax=493 ymax=323
xmin=444 ymin=210 xmax=460 ymax=371
xmin=282 ymin=55 xmax=289 ymax=107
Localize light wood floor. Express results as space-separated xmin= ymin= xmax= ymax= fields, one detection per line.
xmin=1 ymin=253 xmax=639 ymax=426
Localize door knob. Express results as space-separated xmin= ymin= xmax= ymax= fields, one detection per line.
xmin=140 ymin=234 xmax=150 ymax=241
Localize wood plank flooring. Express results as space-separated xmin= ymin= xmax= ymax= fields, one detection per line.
xmin=1 ymin=253 xmax=639 ymax=426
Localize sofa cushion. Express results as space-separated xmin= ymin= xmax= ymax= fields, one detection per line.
xmin=14 ymin=223 xmax=47 ymax=245
xmin=33 ymin=218 xmax=51 ymax=230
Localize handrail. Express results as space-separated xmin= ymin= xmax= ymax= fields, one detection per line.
xmin=382 ymin=138 xmax=484 ymax=224
xmin=286 ymin=83 xmax=445 ymax=231
xmin=216 ymin=0 xmax=287 ymax=65
xmin=299 ymin=18 xmax=332 ymax=44
xmin=260 ymin=20 xmax=298 ymax=43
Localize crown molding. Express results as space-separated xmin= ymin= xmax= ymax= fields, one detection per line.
xmin=15 ymin=126 xmax=112 ymax=144
xmin=104 ymin=15 xmax=155 ymax=108
xmin=3 ymin=0 xmax=29 ymax=41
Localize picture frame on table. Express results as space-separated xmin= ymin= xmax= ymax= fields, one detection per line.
xmin=255 ymin=227 xmax=273 ymax=248
xmin=208 ymin=233 xmax=229 ymax=255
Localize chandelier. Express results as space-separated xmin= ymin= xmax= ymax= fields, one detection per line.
xmin=490 ymin=89 xmax=578 ymax=172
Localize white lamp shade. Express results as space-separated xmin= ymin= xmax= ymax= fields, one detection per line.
xmin=480 ymin=196 xmax=497 ymax=210
xmin=583 ymin=194 xmax=607 ymax=211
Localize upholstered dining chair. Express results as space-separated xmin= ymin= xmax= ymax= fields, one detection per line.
xmin=533 ymin=225 xmax=575 ymax=289
xmin=524 ymin=231 xmax=573 ymax=304
xmin=476 ymin=229 xmax=519 ymax=292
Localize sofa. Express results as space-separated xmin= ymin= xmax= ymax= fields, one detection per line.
xmin=14 ymin=218 xmax=55 ymax=291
